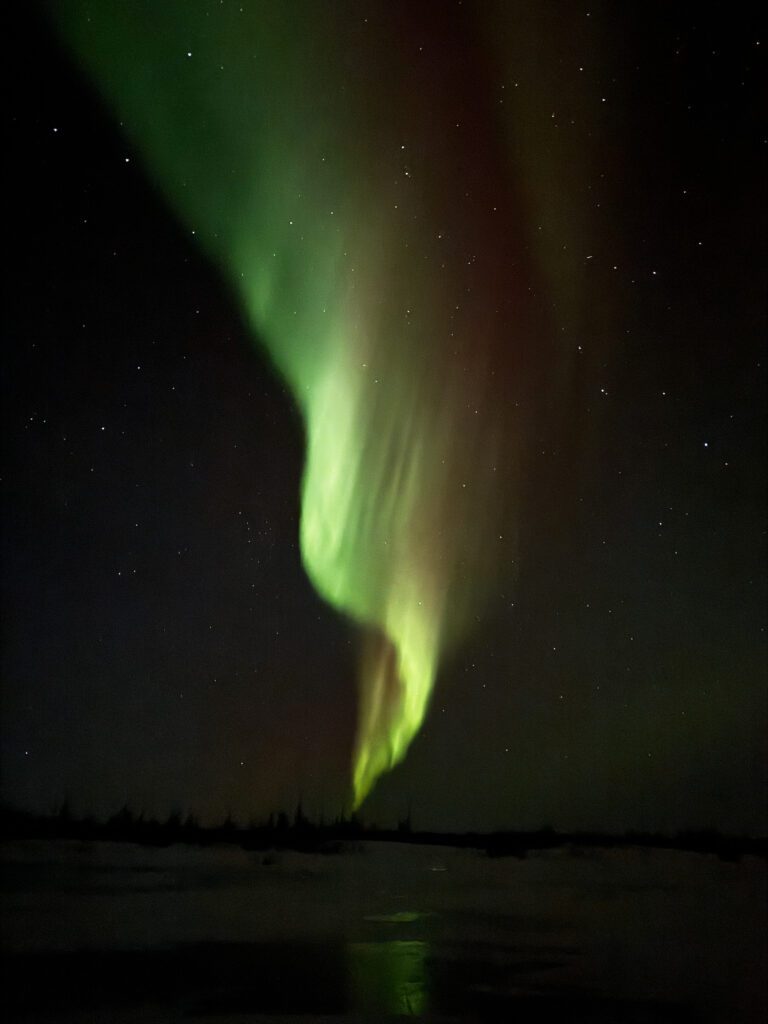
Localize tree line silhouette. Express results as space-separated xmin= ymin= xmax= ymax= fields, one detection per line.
xmin=1 ymin=801 xmax=764 ymax=861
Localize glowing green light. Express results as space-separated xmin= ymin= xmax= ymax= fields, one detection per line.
xmin=52 ymin=2 xmax=515 ymax=806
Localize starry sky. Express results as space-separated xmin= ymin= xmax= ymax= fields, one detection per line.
xmin=3 ymin=2 xmax=766 ymax=834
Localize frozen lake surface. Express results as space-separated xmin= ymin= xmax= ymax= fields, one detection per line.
xmin=2 ymin=839 xmax=766 ymax=1022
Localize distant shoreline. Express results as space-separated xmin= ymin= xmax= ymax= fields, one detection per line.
xmin=2 ymin=805 xmax=765 ymax=861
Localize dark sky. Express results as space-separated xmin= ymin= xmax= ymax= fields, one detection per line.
xmin=3 ymin=2 xmax=766 ymax=833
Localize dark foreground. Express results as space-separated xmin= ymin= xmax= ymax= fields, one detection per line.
xmin=2 ymin=840 xmax=766 ymax=1022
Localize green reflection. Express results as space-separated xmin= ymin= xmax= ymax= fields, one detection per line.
xmin=347 ymin=940 xmax=428 ymax=1017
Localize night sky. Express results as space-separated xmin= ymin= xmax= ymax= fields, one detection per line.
xmin=3 ymin=2 xmax=765 ymax=834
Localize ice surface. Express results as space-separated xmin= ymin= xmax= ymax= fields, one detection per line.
xmin=2 ymin=839 xmax=766 ymax=1021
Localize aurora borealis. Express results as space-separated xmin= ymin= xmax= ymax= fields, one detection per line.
xmin=3 ymin=2 xmax=766 ymax=834
xmin=49 ymin=1 xmax=563 ymax=804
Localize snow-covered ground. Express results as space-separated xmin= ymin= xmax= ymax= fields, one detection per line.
xmin=2 ymin=839 xmax=766 ymax=1021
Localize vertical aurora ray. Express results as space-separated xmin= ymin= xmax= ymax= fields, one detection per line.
xmin=50 ymin=1 xmax=589 ymax=806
